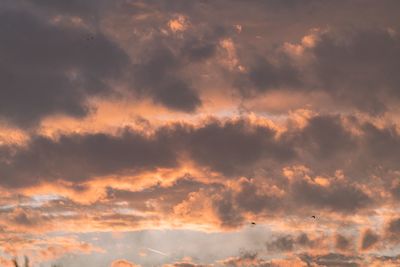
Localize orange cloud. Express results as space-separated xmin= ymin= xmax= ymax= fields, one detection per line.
xmin=111 ymin=259 xmax=141 ymax=267
xmin=168 ymin=15 xmax=188 ymax=32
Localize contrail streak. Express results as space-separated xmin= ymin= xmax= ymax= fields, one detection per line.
xmin=147 ymin=247 xmax=169 ymax=256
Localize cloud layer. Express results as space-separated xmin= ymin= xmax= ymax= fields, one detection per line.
xmin=1 ymin=0 xmax=400 ymax=266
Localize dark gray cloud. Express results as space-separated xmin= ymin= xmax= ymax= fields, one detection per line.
xmin=361 ymin=122 xmax=400 ymax=169
xmin=299 ymin=253 xmax=361 ymax=267
xmin=157 ymin=0 xmax=400 ymax=47
xmin=391 ymin=182 xmax=400 ymax=200
xmin=0 ymin=114 xmax=388 ymax=212
xmin=212 ymin=190 xmax=244 ymax=228
xmin=219 ymin=252 xmax=269 ymax=267
xmin=131 ymin=25 xmax=225 ymax=112
xmin=335 ymin=234 xmax=352 ymax=251
xmin=12 ymin=209 xmax=38 ymax=226
xmin=0 ymin=5 xmax=129 ymax=126
xmin=285 ymin=114 xmax=400 ymax=185
xmin=132 ymin=43 xmax=202 ymax=112
xmin=295 ymin=115 xmax=356 ymax=160
xmin=309 ymin=29 xmax=400 ymax=114
xmin=387 ymin=218 xmax=400 ymax=239
xmin=234 ymin=55 xmax=302 ymax=96
xmin=0 ymin=129 xmax=179 ymax=187
xmin=0 ymin=0 xmax=231 ymax=126
xmin=209 ymin=165 xmax=372 ymax=226
xmin=361 ymin=229 xmax=379 ymax=250
xmin=290 ymin=178 xmax=371 ymax=213
xmin=234 ymin=178 xmax=281 ymax=214
xmin=188 ymin=119 xmax=295 ymax=176
xmin=26 ymin=0 xmax=111 ymax=20
xmin=231 ymin=26 xmax=400 ymax=113
xmin=0 ymin=118 xmax=291 ymax=187
xmin=266 ymin=235 xmax=294 ymax=252
xmin=0 ymin=114 xmax=399 ymax=228
xmin=296 ymin=233 xmax=316 ymax=248
xmin=0 ymin=114 xmax=397 ymax=223
xmin=288 ymin=114 xmax=360 ymax=177
xmin=3 ymin=0 xmax=400 ymax=128
xmin=266 ymin=233 xmax=318 ymax=253
xmin=9 ymin=208 xmax=49 ymax=228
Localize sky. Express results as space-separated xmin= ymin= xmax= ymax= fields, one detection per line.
xmin=1 ymin=0 xmax=400 ymax=266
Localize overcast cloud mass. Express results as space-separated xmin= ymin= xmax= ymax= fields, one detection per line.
xmin=1 ymin=0 xmax=400 ymax=266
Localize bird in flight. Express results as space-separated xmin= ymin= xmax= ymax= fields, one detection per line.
xmin=251 ymin=222 xmax=256 ymax=225
xmin=311 ymin=215 xmax=316 ymax=219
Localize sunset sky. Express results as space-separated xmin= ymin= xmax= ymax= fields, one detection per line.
xmin=1 ymin=0 xmax=400 ymax=266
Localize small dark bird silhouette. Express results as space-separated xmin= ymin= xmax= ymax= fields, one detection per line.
xmin=251 ymin=222 xmax=256 ymax=225
xmin=311 ymin=216 xmax=316 ymax=219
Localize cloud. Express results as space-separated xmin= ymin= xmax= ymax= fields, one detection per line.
xmin=371 ymin=255 xmax=400 ymax=266
xmin=386 ymin=217 xmax=400 ymax=242
xmin=361 ymin=229 xmax=379 ymax=250
xmin=26 ymin=0 xmax=111 ymax=20
xmin=2 ymin=1 xmax=400 ymax=265
xmin=111 ymin=259 xmax=140 ymax=267
xmin=212 ymin=189 xmax=244 ymax=228
xmin=163 ymin=262 xmax=209 ymax=267
xmin=335 ymin=234 xmax=352 ymax=251
xmin=168 ymin=15 xmax=188 ymax=33
xmin=187 ymin=118 xmax=295 ymax=176
xmin=218 ymin=252 xmax=263 ymax=266
xmin=267 ymin=235 xmax=295 ymax=252
xmin=234 ymin=178 xmax=281 ymax=214
xmin=0 ymin=1 xmax=228 ymax=126
xmin=0 ymin=129 xmax=179 ymax=187
xmin=235 ymin=55 xmax=302 ymax=95
xmin=361 ymin=122 xmax=400 ymax=169
xmin=219 ymin=251 xmax=307 ymax=267
xmin=106 ymin=176 xmax=211 ymax=212
xmin=0 ymin=117 xmax=293 ymax=187
xmin=290 ymin=177 xmax=371 ymax=213
xmin=230 ymin=26 xmax=400 ymax=114
xmin=266 ymin=233 xmax=320 ymax=253
xmin=299 ymin=253 xmax=361 ymax=267
xmin=296 ymin=233 xmax=317 ymax=248
xmin=0 ymin=4 xmax=129 ymax=126
xmin=308 ymin=29 xmax=400 ymax=114
xmin=294 ymin=115 xmax=356 ymax=160
xmin=129 ymin=17 xmax=225 ymax=112
xmin=0 ymin=114 xmax=385 ymax=217
xmin=10 ymin=208 xmax=46 ymax=228
xmin=0 ymin=235 xmax=102 ymax=264
xmin=132 ymin=43 xmax=202 ymax=112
